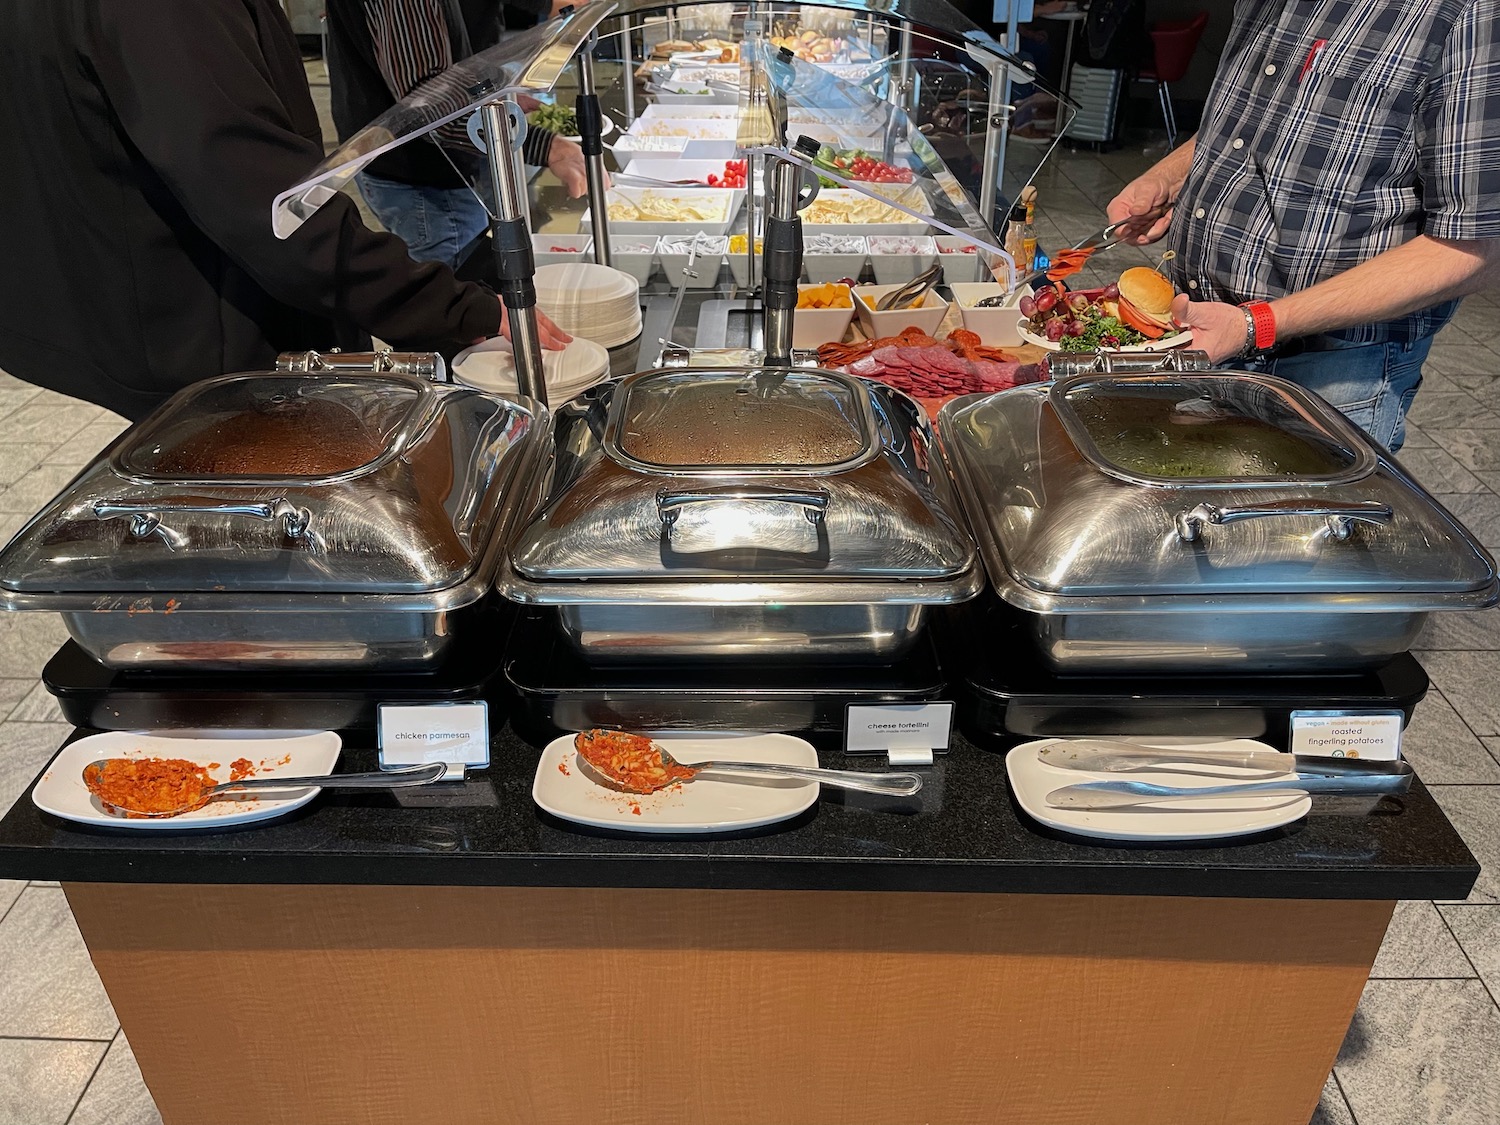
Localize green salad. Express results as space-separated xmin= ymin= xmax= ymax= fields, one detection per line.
xmin=527 ymin=103 xmax=578 ymax=136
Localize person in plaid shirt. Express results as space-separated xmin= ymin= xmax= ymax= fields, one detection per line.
xmin=1107 ymin=0 xmax=1500 ymax=451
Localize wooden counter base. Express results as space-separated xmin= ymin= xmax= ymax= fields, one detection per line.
xmin=65 ymin=884 xmax=1392 ymax=1125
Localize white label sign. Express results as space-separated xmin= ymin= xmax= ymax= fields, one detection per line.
xmin=1289 ymin=710 xmax=1403 ymax=762
xmin=378 ymin=702 xmax=490 ymax=771
xmin=845 ymin=702 xmax=953 ymax=755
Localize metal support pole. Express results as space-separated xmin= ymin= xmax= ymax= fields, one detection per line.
xmin=762 ymin=150 xmax=808 ymax=367
xmin=576 ymin=40 xmax=613 ymax=267
xmin=480 ymin=100 xmax=547 ymax=406
xmin=621 ymin=16 xmax=637 ymax=127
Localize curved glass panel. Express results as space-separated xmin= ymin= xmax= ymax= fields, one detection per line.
xmin=739 ymin=42 xmax=1019 ymax=285
xmin=272 ymin=7 xmax=612 ymax=237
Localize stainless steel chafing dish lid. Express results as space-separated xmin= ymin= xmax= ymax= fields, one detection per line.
xmin=508 ymin=367 xmax=977 ymax=586
xmin=939 ymin=375 xmax=1499 ymax=608
xmin=0 ymin=373 xmax=543 ymax=604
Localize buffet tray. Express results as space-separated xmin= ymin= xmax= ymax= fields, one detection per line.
xmin=948 ymin=605 xmax=1429 ymax=746
xmin=43 ymin=621 xmax=509 ymax=733
xmin=504 ymin=610 xmax=946 ymax=738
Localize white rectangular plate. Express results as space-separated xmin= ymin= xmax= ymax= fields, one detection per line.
xmin=1007 ymin=737 xmax=1312 ymax=842
xmin=33 ymin=730 xmax=342 ymax=830
xmin=533 ymin=732 xmax=819 ymax=833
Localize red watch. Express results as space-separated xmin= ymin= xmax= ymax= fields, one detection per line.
xmin=1240 ymin=301 xmax=1277 ymax=352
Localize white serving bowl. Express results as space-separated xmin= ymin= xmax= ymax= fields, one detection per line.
xmin=532 ymin=232 xmax=592 ymax=270
xmin=853 ymin=284 xmax=950 ymax=338
xmin=725 ymin=237 xmax=763 ymax=289
xmin=793 ymin=284 xmax=856 ymax=350
xmin=866 ymin=235 xmax=938 ymax=285
xmin=658 ymin=235 xmax=728 ymax=289
xmin=803 ymin=234 xmax=869 ymax=283
xmin=601 ymin=187 xmax=738 ymax=237
xmin=935 ymin=236 xmax=988 ymax=283
xmin=948 ymin=282 xmax=1034 ymax=347
xmin=607 ymin=236 xmax=660 ymax=285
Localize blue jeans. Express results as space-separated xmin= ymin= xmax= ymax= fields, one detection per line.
xmin=1229 ymin=330 xmax=1442 ymax=453
xmin=356 ymin=174 xmax=489 ymax=269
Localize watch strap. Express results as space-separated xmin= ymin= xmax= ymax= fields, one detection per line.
xmin=1239 ymin=301 xmax=1277 ymax=351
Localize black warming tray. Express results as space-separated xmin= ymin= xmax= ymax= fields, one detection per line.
xmin=949 ymin=605 xmax=1429 ymax=745
xmin=43 ymin=614 xmax=510 ymax=733
xmin=504 ymin=610 xmax=947 ymax=738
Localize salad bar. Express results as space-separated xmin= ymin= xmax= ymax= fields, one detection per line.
xmin=0 ymin=3 xmax=1493 ymax=1125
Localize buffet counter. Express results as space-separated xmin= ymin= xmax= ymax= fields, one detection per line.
xmin=0 ymin=725 xmax=1478 ymax=1125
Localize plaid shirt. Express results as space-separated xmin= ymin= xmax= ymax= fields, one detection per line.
xmin=1168 ymin=0 xmax=1500 ymax=344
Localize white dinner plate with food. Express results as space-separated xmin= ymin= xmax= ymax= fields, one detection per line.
xmin=1016 ymin=321 xmax=1193 ymax=352
xmin=32 ymin=730 xmax=342 ymax=830
xmin=1006 ymin=737 xmax=1312 ymax=842
xmin=533 ymin=731 xmax=819 ymax=833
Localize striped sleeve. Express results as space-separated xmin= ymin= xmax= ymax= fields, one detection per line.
xmin=1418 ymin=0 xmax=1500 ymax=238
xmin=362 ymin=0 xmax=479 ymax=151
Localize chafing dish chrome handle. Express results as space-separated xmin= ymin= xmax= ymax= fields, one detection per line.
xmin=656 ymin=486 xmax=830 ymax=528
xmin=275 ymin=349 xmax=441 ymax=379
xmin=1176 ymin=500 xmax=1393 ymax=543
xmin=93 ymin=497 xmax=314 ymax=541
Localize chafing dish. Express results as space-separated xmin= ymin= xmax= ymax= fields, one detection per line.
xmin=939 ymin=370 xmax=1499 ymax=674
xmin=0 ymin=372 xmax=545 ymax=670
xmin=498 ymin=366 xmax=982 ymax=662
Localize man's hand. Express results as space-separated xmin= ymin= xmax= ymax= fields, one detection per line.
xmin=1106 ymin=173 xmax=1176 ymax=246
xmin=547 ymin=137 xmax=590 ymax=198
xmin=499 ymin=302 xmax=573 ymax=351
xmin=1169 ymin=294 xmax=1247 ymax=364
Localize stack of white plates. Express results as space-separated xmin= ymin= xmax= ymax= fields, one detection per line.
xmin=534 ymin=263 xmax=643 ymax=349
xmin=452 ymin=336 xmax=611 ymax=402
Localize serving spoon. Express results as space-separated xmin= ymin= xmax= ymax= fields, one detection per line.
xmin=580 ymin=741 xmax=923 ymax=797
xmin=81 ymin=760 xmax=447 ymax=818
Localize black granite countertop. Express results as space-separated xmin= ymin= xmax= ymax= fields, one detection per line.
xmin=0 ymin=725 xmax=1478 ymax=900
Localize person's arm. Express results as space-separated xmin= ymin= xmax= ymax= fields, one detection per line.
xmin=93 ymin=0 xmax=500 ymax=351
xmin=1170 ymin=236 xmax=1500 ymax=362
xmin=1104 ymin=135 xmax=1195 ymax=245
xmin=1170 ymin=0 xmax=1500 ymax=361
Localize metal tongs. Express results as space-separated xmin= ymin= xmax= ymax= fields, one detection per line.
xmin=977 ymin=219 xmax=1127 ymax=306
xmin=874 ymin=262 xmax=943 ymax=311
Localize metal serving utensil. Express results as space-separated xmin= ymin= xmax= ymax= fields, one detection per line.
xmin=976 ymin=219 xmax=1128 ymax=306
xmin=81 ymin=760 xmax=447 ymax=818
xmin=875 ymin=262 xmax=943 ymax=311
xmin=1035 ymin=740 xmax=1404 ymax=777
xmin=1045 ymin=762 xmax=1413 ymax=810
xmin=583 ymin=743 xmax=922 ymax=798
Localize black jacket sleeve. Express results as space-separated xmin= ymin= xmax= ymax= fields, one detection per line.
xmin=90 ymin=0 xmax=500 ymax=351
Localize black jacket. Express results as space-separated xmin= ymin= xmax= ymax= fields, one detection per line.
xmin=0 ymin=0 xmax=501 ymax=419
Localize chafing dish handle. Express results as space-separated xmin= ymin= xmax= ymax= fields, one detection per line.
xmin=1176 ymin=500 xmax=1394 ymax=543
xmin=656 ymin=486 xmax=830 ymax=528
xmin=93 ymin=498 xmax=314 ymax=543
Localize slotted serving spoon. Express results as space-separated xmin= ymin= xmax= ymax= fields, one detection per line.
xmin=81 ymin=760 xmax=447 ymax=818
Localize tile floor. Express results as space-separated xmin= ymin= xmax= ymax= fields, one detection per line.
xmin=2 ymin=84 xmax=1500 ymax=1124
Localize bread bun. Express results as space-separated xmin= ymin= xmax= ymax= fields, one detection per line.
xmin=1117 ymin=267 xmax=1176 ymax=320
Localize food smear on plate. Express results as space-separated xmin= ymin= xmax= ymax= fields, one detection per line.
xmin=83 ymin=758 xmax=214 ymax=818
xmin=574 ymin=729 xmax=697 ymax=794
xmin=230 ymin=757 xmax=255 ymax=781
